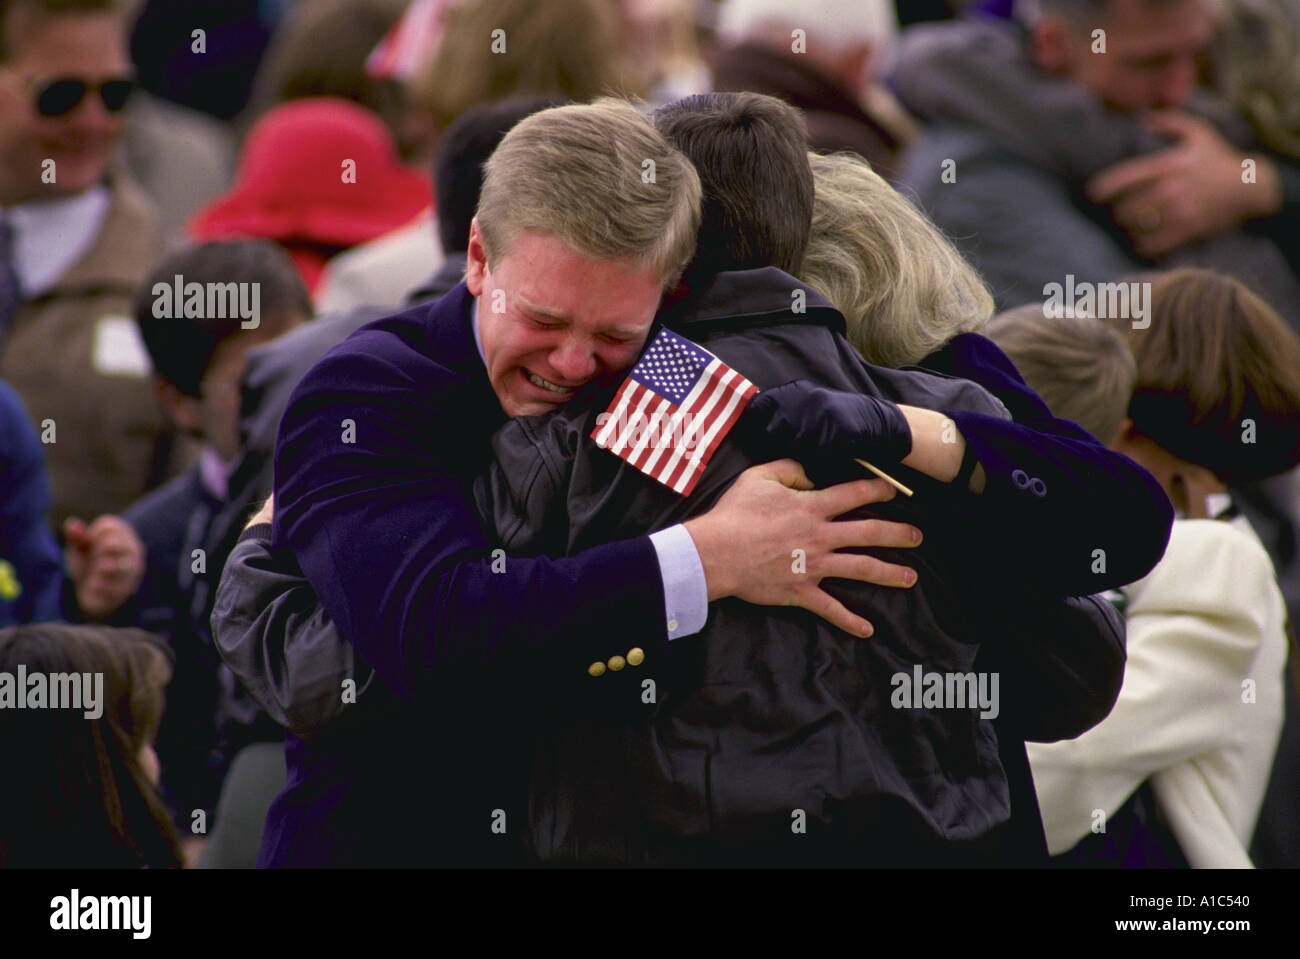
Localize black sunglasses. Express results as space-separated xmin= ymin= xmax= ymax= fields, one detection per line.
xmin=30 ymin=75 xmax=136 ymax=118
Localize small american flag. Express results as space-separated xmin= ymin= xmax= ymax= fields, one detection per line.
xmin=591 ymin=327 xmax=758 ymax=496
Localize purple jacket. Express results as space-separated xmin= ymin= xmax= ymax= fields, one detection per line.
xmin=264 ymin=283 xmax=671 ymax=866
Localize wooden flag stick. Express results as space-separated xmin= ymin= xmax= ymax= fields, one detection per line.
xmin=854 ymin=458 xmax=914 ymax=497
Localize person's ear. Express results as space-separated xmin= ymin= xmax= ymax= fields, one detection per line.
xmin=465 ymin=219 xmax=489 ymax=298
xmin=154 ymin=379 xmax=201 ymax=433
xmin=1030 ymin=17 xmax=1070 ymax=73
xmin=1106 ymin=416 xmax=1137 ymax=450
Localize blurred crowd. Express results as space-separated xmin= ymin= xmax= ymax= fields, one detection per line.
xmin=0 ymin=0 xmax=1298 ymax=870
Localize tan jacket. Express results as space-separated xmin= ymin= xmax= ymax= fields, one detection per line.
xmin=0 ymin=176 xmax=193 ymax=527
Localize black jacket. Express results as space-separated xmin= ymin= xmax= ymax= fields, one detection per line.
xmin=471 ymin=268 xmax=1127 ymax=865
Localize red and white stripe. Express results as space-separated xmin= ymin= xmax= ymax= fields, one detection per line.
xmin=592 ymin=358 xmax=757 ymax=496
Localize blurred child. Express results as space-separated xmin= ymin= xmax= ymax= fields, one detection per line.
xmin=984 ymin=304 xmax=1136 ymax=445
xmin=100 ymin=240 xmax=309 ymax=864
xmin=1022 ymin=268 xmax=1300 ymax=867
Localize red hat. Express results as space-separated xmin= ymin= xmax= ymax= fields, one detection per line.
xmin=188 ymin=98 xmax=431 ymax=288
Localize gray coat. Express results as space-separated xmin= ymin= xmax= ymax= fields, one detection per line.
xmin=891 ymin=17 xmax=1300 ymax=326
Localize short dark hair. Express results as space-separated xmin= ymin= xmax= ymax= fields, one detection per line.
xmin=133 ymin=240 xmax=312 ymax=397
xmin=653 ymin=91 xmax=813 ymax=277
xmin=0 ymin=0 xmax=127 ymax=61
xmin=433 ymin=97 xmax=558 ymax=255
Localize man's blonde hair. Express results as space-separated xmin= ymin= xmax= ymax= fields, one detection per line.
xmin=798 ymin=151 xmax=994 ymax=368
xmin=985 ymin=303 xmax=1136 ymax=443
xmin=476 ymin=99 xmax=702 ymax=289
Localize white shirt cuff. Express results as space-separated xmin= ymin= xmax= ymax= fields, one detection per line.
xmin=648 ymin=524 xmax=708 ymax=640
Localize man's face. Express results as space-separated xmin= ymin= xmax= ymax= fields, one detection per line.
xmin=0 ymin=11 xmax=131 ymax=202
xmin=1040 ymin=0 xmax=1215 ymax=112
xmin=465 ymin=223 xmax=664 ymax=417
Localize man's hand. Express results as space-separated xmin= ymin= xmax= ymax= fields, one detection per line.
xmin=1086 ymin=111 xmax=1283 ymax=258
xmin=63 ymin=515 xmax=145 ymax=620
xmin=682 ymin=460 xmax=921 ymax=638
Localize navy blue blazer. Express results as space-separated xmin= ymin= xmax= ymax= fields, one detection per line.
xmin=267 ymin=283 xmax=670 ymax=865
xmin=273 ymin=283 xmax=672 ymax=707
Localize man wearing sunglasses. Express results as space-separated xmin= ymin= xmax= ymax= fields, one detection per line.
xmin=22 ymin=71 xmax=135 ymax=121
xmin=0 ymin=0 xmax=186 ymax=532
